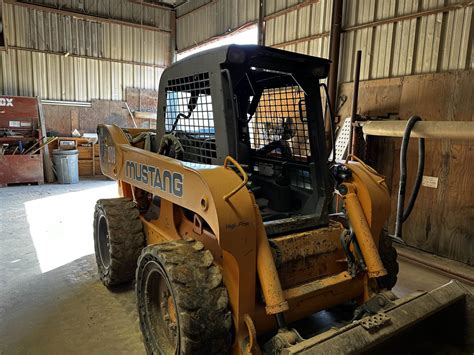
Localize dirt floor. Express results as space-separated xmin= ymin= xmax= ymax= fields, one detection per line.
xmin=0 ymin=179 xmax=472 ymax=354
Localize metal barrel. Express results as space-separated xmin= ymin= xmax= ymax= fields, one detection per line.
xmin=52 ymin=149 xmax=79 ymax=184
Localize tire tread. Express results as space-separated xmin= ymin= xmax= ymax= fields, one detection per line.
xmin=93 ymin=198 xmax=145 ymax=288
xmin=136 ymin=240 xmax=231 ymax=354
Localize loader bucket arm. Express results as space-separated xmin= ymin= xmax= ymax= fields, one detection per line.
xmin=97 ymin=124 xmax=290 ymax=351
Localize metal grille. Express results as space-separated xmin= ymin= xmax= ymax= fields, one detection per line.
xmin=333 ymin=117 xmax=352 ymax=162
xmin=164 ymin=72 xmax=216 ymax=164
xmin=249 ymin=86 xmax=310 ymax=161
xmin=250 ymin=85 xmax=312 ymax=191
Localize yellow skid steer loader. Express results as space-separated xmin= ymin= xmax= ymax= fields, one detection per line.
xmin=93 ymin=45 xmax=473 ymax=354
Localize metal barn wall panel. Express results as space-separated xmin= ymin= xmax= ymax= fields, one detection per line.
xmin=175 ymin=0 xmax=472 ymax=81
xmin=265 ymin=0 xmax=300 ymax=15
xmin=340 ymin=0 xmax=472 ymax=82
xmin=0 ymin=2 xmax=171 ymax=101
xmin=176 ymin=0 xmax=210 ymax=17
xmin=176 ymin=0 xmax=258 ymax=51
xmin=341 ymin=0 xmax=380 ymax=82
xmin=266 ymin=0 xmax=332 ymax=56
xmin=266 ymin=0 xmax=472 ymax=81
xmin=11 ymin=0 xmax=171 ymax=30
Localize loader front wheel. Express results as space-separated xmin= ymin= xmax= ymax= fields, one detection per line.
xmin=136 ymin=240 xmax=232 ymax=354
xmin=93 ymin=198 xmax=145 ymax=288
xmin=377 ymin=230 xmax=399 ymax=290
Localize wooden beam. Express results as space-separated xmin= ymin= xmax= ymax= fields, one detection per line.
xmin=4 ymin=0 xmax=171 ymax=34
xmin=128 ymin=0 xmax=174 ymax=11
xmin=272 ymin=31 xmax=329 ymax=48
xmin=343 ymin=0 xmax=472 ymax=33
xmin=135 ymin=111 xmax=157 ymax=120
xmin=176 ymin=0 xmax=214 ymax=19
xmin=9 ymin=46 xmax=167 ymax=68
xmin=37 ymin=97 xmax=55 ymax=183
xmin=176 ymin=21 xmax=257 ymax=54
xmin=176 ymin=0 xmax=319 ymax=22
xmin=265 ymin=0 xmax=319 ymax=21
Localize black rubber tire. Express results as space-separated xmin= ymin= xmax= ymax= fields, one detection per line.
xmin=93 ymin=198 xmax=145 ymax=288
xmin=377 ymin=230 xmax=399 ymax=290
xmin=136 ymin=240 xmax=232 ymax=354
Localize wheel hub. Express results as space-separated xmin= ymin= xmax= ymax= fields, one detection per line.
xmin=97 ymin=215 xmax=111 ymax=269
xmin=144 ymin=265 xmax=179 ymax=353
xmin=162 ymin=290 xmax=178 ymax=336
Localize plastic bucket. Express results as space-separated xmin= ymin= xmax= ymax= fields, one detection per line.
xmin=52 ymin=149 xmax=79 ymax=184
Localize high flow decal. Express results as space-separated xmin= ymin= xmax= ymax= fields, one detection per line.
xmin=125 ymin=161 xmax=183 ymax=197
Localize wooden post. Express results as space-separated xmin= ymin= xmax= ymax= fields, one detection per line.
xmin=328 ymin=0 xmax=343 ymax=114
xmin=327 ymin=0 xmax=343 ymax=150
xmin=169 ymin=8 xmax=177 ymax=64
xmin=349 ymin=50 xmax=362 ymax=156
xmin=258 ymin=0 xmax=266 ymax=45
xmin=37 ymin=97 xmax=55 ymax=182
xmin=92 ymin=143 xmax=96 ymax=177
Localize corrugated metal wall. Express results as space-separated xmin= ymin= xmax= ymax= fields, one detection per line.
xmin=1 ymin=0 xmax=471 ymax=99
xmin=0 ymin=1 xmax=171 ymax=101
xmin=176 ymin=0 xmax=258 ymax=51
xmin=340 ymin=0 xmax=473 ymax=82
xmin=25 ymin=0 xmax=171 ymax=27
xmin=176 ymin=0 xmax=472 ymax=81
xmin=266 ymin=0 xmax=332 ymax=59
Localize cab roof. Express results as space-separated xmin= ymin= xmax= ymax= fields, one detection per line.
xmin=167 ymin=44 xmax=331 ymax=80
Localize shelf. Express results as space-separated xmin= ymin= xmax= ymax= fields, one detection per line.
xmin=0 ymin=137 xmax=37 ymax=142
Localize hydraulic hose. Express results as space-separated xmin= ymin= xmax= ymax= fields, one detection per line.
xmin=394 ymin=116 xmax=425 ymax=241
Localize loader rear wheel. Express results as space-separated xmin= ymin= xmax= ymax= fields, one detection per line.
xmin=136 ymin=240 xmax=232 ymax=354
xmin=377 ymin=230 xmax=399 ymax=290
xmin=93 ymin=198 xmax=145 ymax=288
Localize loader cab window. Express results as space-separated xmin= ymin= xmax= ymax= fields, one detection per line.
xmin=249 ymin=85 xmax=310 ymax=161
xmin=228 ymin=67 xmax=321 ymax=218
xmin=164 ymin=72 xmax=217 ymax=164
xmin=240 ymin=70 xmax=314 ymax=194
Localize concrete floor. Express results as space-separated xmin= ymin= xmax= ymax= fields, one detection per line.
xmin=0 ymin=179 xmax=472 ymax=354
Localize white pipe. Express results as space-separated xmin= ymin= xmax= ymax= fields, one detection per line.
xmin=362 ymin=120 xmax=474 ymax=140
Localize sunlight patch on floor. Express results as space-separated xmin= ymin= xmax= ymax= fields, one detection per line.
xmin=25 ymin=183 xmax=118 ymax=273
